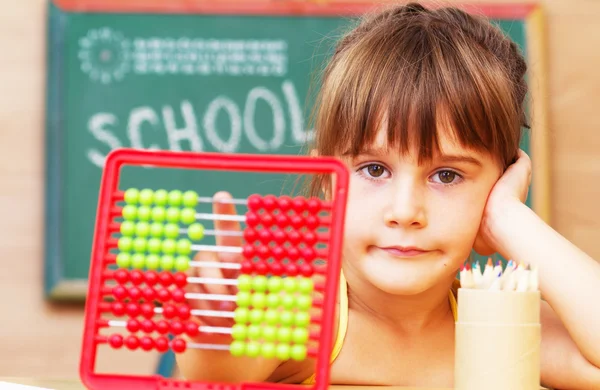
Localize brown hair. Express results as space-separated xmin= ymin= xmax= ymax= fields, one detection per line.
xmin=306 ymin=2 xmax=529 ymax=197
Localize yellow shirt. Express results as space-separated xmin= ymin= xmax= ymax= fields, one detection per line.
xmin=301 ymin=272 xmax=460 ymax=385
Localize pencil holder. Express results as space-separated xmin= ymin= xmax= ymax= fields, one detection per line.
xmin=454 ymin=288 xmax=541 ymax=390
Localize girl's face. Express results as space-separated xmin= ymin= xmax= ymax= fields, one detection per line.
xmin=339 ymin=126 xmax=503 ymax=295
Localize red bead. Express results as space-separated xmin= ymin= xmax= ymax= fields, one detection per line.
xmin=306 ymin=215 xmax=320 ymax=230
xmin=292 ymin=197 xmax=307 ymax=212
xmin=255 ymin=261 xmax=268 ymax=275
xmin=287 ymin=247 xmax=300 ymax=261
xmin=245 ymin=212 xmax=259 ymax=227
xmin=171 ymin=288 xmax=185 ymax=303
xmin=113 ymin=286 xmax=128 ymax=301
xmin=287 ymin=230 xmax=301 ymax=245
xmin=170 ymin=321 xmax=185 ymax=335
xmin=260 ymin=213 xmax=274 ymax=228
xmin=112 ymin=302 xmax=126 ymax=316
xmin=274 ymin=213 xmax=289 ymax=228
xmin=140 ymin=303 xmax=155 ymax=318
xmin=173 ymin=272 xmax=188 ymax=288
xmin=145 ymin=271 xmax=159 ymax=286
xmin=155 ymin=336 xmax=169 ymax=352
xmin=278 ymin=196 xmax=292 ymax=211
xmin=185 ymin=321 xmax=199 ymax=337
xmin=157 ymin=288 xmax=171 ymax=302
xmin=109 ymin=334 xmax=123 ymax=348
xmin=258 ymin=229 xmax=271 ymax=244
xmin=163 ymin=304 xmax=177 ymax=319
xmin=243 ymin=228 xmax=258 ymax=243
xmin=304 ymin=231 xmax=317 ymax=245
xmin=158 ymin=271 xmax=173 ymax=287
xmin=247 ymin=194 xmax=262 ymax=211
xmin=263 ymin=195 xmax=277 ymax=211
xmin=256 ymin=245 xmax=270 ymax=260
xmin=125 ymin=335 xmax=139 ymax=350
xmin=290 ymin=215 xmax=304 ymax=229
xmin=286 ymin=263 xmax=299 ymax=276
xmin=140 ymin=336 xmax=154 ymax=351
xmin=156 ymin=320 xmax=170 ymax=334
xmin=178 ymin=305 xmax=191 ymax=320
xmin=242 ymin=244 xmax=255 ymax=259
xmin=130 ymin=270 xmax=144 ymax=285
xmin=126 ymin=319 xmax=140 ymax=332
xmin=141 ymin=319 xmax=155 ymax=333
xmin=272 ymin=246 xmax=285 ymax=261
xmin=299 ymin=263 xmax=314 ymax=277
xmin=241 ymin=260 xmax=253 ymax=274
xmin=114 ymin=269 xmax=129 ymax=284
xmin=307 ymin=198 xmax=322 ymax=214
xmin=272 ymin=229 xmax=286 ymax=244
xmin=142 ymin=287 xmax=156 ymax=301
xmin=269 ymin=261 xmax=284 ymax=276
xmin=301 ymin=247 xmax=316 ymax=262
xmin=171 ymin=338 xmax=187 ymax=353
xmin=126 ymin=303 xmax=140 ymax=317
xmin=129 ymin=287 xmax=142 ymax=301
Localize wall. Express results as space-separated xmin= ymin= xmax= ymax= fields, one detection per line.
xmin=0 ymin=0 xmax=598 ymax=379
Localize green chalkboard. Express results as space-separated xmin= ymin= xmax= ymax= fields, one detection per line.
xmin=44 ymin=1 xmax=539 ymax=300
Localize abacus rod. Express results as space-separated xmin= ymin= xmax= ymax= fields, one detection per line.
xmin=179 ymin=228 xmax=242 ymax=237
xmin=187 ymin=276 xmax=239 ymax=286
xmin=195 ymin=213 xmax=246 ymax=222
xmin=189 ymin=261 xmax=241 ymax=270
xmin=191 ymin=244 xmax=242 ymax=253
xmin=106 ymin=320 xmax=233 ymax=335
xmin=187 ymin=342 xmax=231 ymax=351
xmin=153 ymin=307 xmax=235 ymax=318
xmin=197 ymin=196 xmax=248 ymax=206
xmin=185 ymin=292 xmax=237 ymax=302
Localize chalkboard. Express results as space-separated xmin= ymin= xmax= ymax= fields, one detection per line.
xmin=44 ymin=1 xmax=548 ymax=301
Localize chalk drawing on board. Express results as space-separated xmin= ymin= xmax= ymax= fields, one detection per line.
xmin=78 ymin=28 xmax=131 ymax=84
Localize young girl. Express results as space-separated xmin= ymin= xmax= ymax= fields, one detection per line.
xmin=177 ymin=2 xmax=600 ymax=389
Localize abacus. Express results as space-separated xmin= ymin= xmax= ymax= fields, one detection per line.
xmin=80 ymin=148 xmax=349 ymax=390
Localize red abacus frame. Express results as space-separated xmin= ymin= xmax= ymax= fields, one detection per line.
xmin=80 ymin=148 xmax=349 ymax=390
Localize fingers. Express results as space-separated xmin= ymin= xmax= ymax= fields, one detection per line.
xmin=212 ymin=191 xmax=243 ymax=248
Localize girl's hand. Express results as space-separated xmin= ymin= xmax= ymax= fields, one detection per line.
xmin=473 ymin=149 xmax=532 ymax=256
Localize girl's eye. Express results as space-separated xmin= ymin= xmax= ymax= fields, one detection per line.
xmin=432 ymin=170 xmax=461 ymax=185
xmin=359 ymin=164 xmax=389 ymax=179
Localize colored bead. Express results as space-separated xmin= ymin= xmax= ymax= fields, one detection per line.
xmin=296 ymin=296 xmax=312 ymax=311
xmin=176 ymin=239 xmax=191 ymax=255
xmin=131 ymin=254 xmax=146 ymax=269
xmin=278 ymin=196 xmax=292 ymax=211
xmin=266 ymin=294 xmax=280 ymax=308
xmin=164 ymin=223 xmax=179 ymax=239
xmin=301 ymin=248 xmax=316 ymax=263
xmin=141 ymin=303 xmax=154 ymax=318
xmin=262 ymin=326 xmax=277 ymax=342
xmin=255 ymin=261 xmax=268 ymax=275
xmin=178 ymin=305 xmax=191 ymax=320
xmin=286 ymin=263 xmax=299 ymax=277
xmin=245 ymin=212 xmax=259 ymax=227
xmin=171 ymin=288 xmax=185 ymax=303
xmin=246 ymin=341 xmax=260 ymax=358
xmin=158 ymin=271 xmax=174 ymax=286
xmin=130 ymin=270 xmax=144 ymax=285
xmin=267 ymin=277 xmax=283 ymax=293
xmin=125 ymin=303 xmax=139 ymax=317
xmin=291 ymin=345 xmax=307 ymax=361
xmin=120 ymin=221 xmax=135 ymax=236
xmin=272 ymin=229 xmax=286 ymax=244
xmin=166 ymin=207 xmax=180 ymax=223
xmin=147 ymin=238 xmax=162 ymax=254
xmin=292 ymin=197 xmax=306 ymax=212
xmin=173 ymin=272 xmax=188 ymax=287
xmin=295 ymin=312 xmax=311 ymax=327
xmin=258 ymin=229 xmax=271 ymax=244
xmin=187 ymin=223 xmax=204 ymax=240
xmin=247 ymin=194 xmax=262 ymax=211
xmin=287 ymin=230 xmax=301 ymax=245
xmin=168 ymin=190 xmax=183 ymax=207
xmin=231 ymin=324 xmax=247 ymax=340
xmin=122 ymin=205 xmax=137 ymax=220
xmin=290 ymin=215 xmax=304 ymax=229
xmin=287 ymin=247 xmax=300 ymax=261
xmin=275 ymin=214 xmax=289 ymax=229
xmin=114 ymin=269 xmax=129 ymax=284
xmin=124 ymin=188 xmax=139 ymax=204
xmin=157 ymin=288 xmax=171 ymax=302
xmin=180 ymin=208 xmax=196 ymax=225
xmin=140 ymin=336 xmax=154 ymax=351
xmin=126 ymin=319 xmax=140 ymax=332
xmin=261 ymin=343 xmax=276 ymax=359
xmin=171 ymin=338 xmax=186 ymax=353
xmin=252 ymin=275 xmax=268 ymax=292
xmin=242 ymin=245 xmax=255 ymax=259
xmin=257 ymin=245 xmax=269 ymax=260
xmin=145 ymin=254 xmax=160 ymax=270
xmin=298 ymin=278 xmax=314 ymax=294
xmin=292 ymin=328 xmax=309 ymax=344
xmin=161 ymin=239 xmax=176 ymax=255
xmin=112 ymin=302 xmax=126 ymax=316
xmin=174 ymin=256 xmax=189 ymax=272
xmin=156 ymin=320 xmax=170 ymax=334
xmin=230 ymin=341 xmax=245 ymax=357
xmin=306 ymin=216 xmax=319 ymax=230
xmin=299 ymin=263 xmax=314 ymax=277
xmin=160 ymin=255 xmax=174 ymax=271
xmin=142 ymin=287 xmax=155 ymax=301
xmin=236 ymin=292 xmax=251 ymax=307
xmin=155 ymin=336 xmax=169 ymax=352
xmin=150 ymin=222 xmax=164 ymax=238
xmin=133 ymin=238 xmax=147 ymax=253
xmin=109 ymin=334 xmax=124 ymax=348
xmin=137 ymin=206 xmax=152 ymax=221
xmin=304 ymin=231 xmax=317 ymax=245
xmin=260 ymin=213 xmax=274 ymax=228
xmin=135 ymin=222 xmax=150 ymax=237
xmin=139 ymin=189 xmax=154 ymax=205
xmin=272 ymin=246 xmax=285 ymax=261
xmin=262 ymin=195 xmax=277 ymax=211
xmin=249 ymin=309 xmax=264 ymax=324
xmin=185 ymin=321 xmax=199 ymax=337
xmin=264 ymin=309 xmax=279 ymax=325
xmin=281 ymin=295 xmax=295 ymax=310
xmin=153 ymin=189 xmax=169 ymax=206
xmin=171 ymin=321 xmax=185 ymax=335
xmin=276 ymin=344 xmax=290 ymax=360
xmin=283 ymin=277 xmax=297 ymax=293
xmin=307 ymin=198 xmax=321 ymax=214
xmin=116 ymin=253 xmax=131 ymax=268
xmin=243 ymin=228 xmax=257 ymax=243
xmin=247 ymin=324 xmax=261 ymax=340
xmin=182 ymin=190 xmax=198 ymax=208
xmin=280 ymin=311 xmax=294 ymax=327
xmin=128 ymin=287 xmax=142 ymax=300
xmin=141 ymin=319 xmax=154 ymax=333
xmin=269 ymin=261 xmax=284 ymax=276
xmin=163 ymin=304 xmax=177 ymax=319
xmin=118 ymin=237 xmax=133 ymax=252
xmin=145 ymin=270 xmax=159 ymax=286
xmin=277 ymin=327 xmax=293 ymax=343
xmin=234 ymin=307 xmax=249 ymax=324
xmin=237 ymin=275 xmax=252 ymax=292
xmin=240 ymin=260 xmax=253 ymax=274
xmin=151 ymin=207 xmax=166 ymax=222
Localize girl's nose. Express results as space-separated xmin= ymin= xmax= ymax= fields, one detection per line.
xmin=383 ymin=181 xmax=427 ymax=229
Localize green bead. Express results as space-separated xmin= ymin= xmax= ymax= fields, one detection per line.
xmin=151 ymin=207 xmax=166 ymax=222
xmin=122 ymin=205 xmax=137 ymax=220
xmin=246 ymin=341 xmax=261 ymax=358
xmin=118 ymin=237 xmax=133 ymax=252
xmin=264 ymin=309 xmax=279 ymax=325
xmin=133 ymin=237 xmax=147 ymax=253
xmin=266 ymin=294 xmax=280 ymax=308
xmin=164 ymin=223 xmax=180 ymax=239
xmin=135 ymin=222 xmax=150 ymax=237
xmin=230 ymin=341 xmax=245 ymax=357
xmin=236 ymin=292 xmax=251 ymax=307
xmin=250 ymin=293 xmax=267 ymax=309
xmin=292 ymin=328 xmax=309 ymax=344
xmin=120 ymin=221 xmax=135 ymax=236
xmin=180 ymin=208 xmax=196 ymax=225
xmin=276 ymin=344 xmax=290 ymax=360
xmin=166 ymin=207 xmax=180 ymax=223
xmin=252 ymin=275 xmax=268 ymax=293
xmin=146 ymin=254 xmax=160 ymax=270
xmin=168 ymin=190 xmax=183 ymax=206
xmin=283 ymin=277 xmax=297 ymax=293
xmin=150 ymin=222 xmax=164 ymax=237
xmin=249 ymin=309 xmax=264 ymax=324
xmin=139 ymin=189 xmax=154 ymax=205
xmin=147 ymin=238 xmax=162 ymax=254
xmin=247 ymin=324 xmax=261 ymax=340
xmin=153 ymin=189 xmax=169 ymax=206
xmin=237 ymin=275 xmax=252 ymax=292
xmin=182 ymin=190 xmax=198 ymax=207
xmin=267 ymin=276 xmax=283 ymax=293
xmin=277 ymin=327 xmax=292 ymax=343
xmin=187 ymin=223 xmax=204 ymax=240
xmin=298 ymin=278 xmax=314 ymax=295
xmin=281 ymin=294 xmax=296 ymax=310
xmin=296 ymin=295 xmax=312 ymax=311
xmin=116 ymin=253 xmax=131 ymax=268
xmin=295 ymin=312 xmax=311 ymax=327
xmin=160 ymin=255 xmax=175 ymax=270
xmin=261 ymin=343 xmax=276 ymax=359
xmin=231 ymin=324 xmax=247 ymax=341
xmin=234 ymin=308 xmax=249 ymax=324
xmin=174 ymin=256 xmax=190 ymax=271
xmin=131 ymin=253 xmax=145 ymax=269
xmin=280 ymin=311 xmax=294 ymax=327
xmin=176 ymin=239 xmax=192 ymax=255
xmin=262 ymin=326 xmax=277 ymax=342
xmin=137 ymin=206 xmax=151 ymax=221
xmin=161 ymin=239 xmax=176 ymax=254
xmin=124 ymin=188 xmax=139 ymax=204
xmin=290 ymin=345 xmax=307 ymax=361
